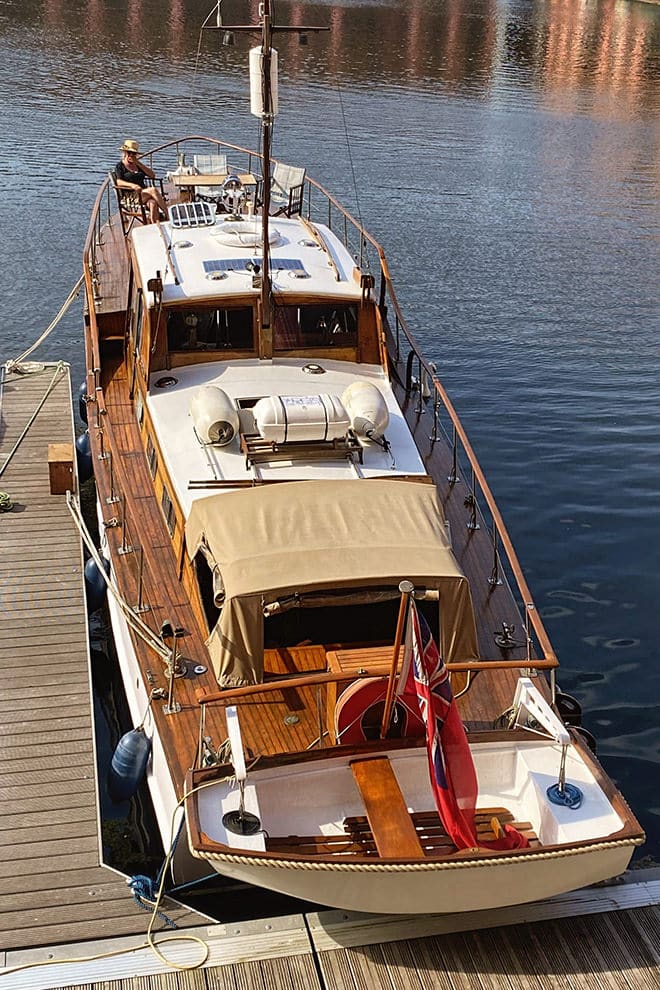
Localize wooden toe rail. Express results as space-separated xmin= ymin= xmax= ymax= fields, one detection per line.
xmin=350 ymin=756 xmax=423 ymax=859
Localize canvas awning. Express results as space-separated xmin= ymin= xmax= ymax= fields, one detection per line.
xmin=185 ymin=479 xmax=479 ymax=686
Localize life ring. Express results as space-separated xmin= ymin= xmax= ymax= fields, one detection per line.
xmin=334 ymin=677 xmax=425 ymax=745
xmin=212 ymin=221 xmax=281 ymax=249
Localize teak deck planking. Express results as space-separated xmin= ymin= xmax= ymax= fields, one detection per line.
xmin=0 ymin=363 xmax=202 ymax=952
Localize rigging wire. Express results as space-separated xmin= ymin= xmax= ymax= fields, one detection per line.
xmin=190 ymin=2 xmax=223 ymax=106
xmin=333 ymin=76 xmax=370 ymax=272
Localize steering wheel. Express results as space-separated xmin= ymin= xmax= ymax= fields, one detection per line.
xmin=222 ymin=175 xmax=245 ymax=214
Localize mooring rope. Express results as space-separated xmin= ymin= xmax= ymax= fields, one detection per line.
xmin=0 ymin=361 xmax=67 ymax=481
xmin=5 ymin=275 xmax=84 ymax=372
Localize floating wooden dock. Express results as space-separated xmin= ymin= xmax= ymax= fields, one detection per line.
xmin=0 ymin=360 xmax=658 ymax=989
xmin=1 ymin=874 xmax=658 ymax=989
xmin=0 ymin=362 xmax=202 ymax=951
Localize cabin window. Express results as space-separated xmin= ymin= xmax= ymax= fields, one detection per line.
xmin=161 ymin=486 xmax=176 ymax=537
xmin=167 ymin=307 xmax=253 ymax=352
xmin=273 ymin=303 xmax=358 ymax=351
xmin=135 ymin=396 xmax=144 ymax=426
xmin=146 ymin=436 xmax=158 ymax=478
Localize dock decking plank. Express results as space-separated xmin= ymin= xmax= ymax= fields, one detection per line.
xmin=0 ymin=362 xmax=203 ymax=953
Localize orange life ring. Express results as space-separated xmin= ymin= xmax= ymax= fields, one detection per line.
xmin=334 ymin=677 xmax=425 ymax=745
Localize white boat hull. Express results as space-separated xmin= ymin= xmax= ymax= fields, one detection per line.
xmin=190 ymin=841 xmax=635 ymax=915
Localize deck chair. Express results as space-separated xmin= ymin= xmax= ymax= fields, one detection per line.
xmin=109 ymin=170 xmax=148 ymax=235
xmin=270 ymin=162 xmax=306 ymax=216
xmin=193 ymin=153 xmax=228 ymax=206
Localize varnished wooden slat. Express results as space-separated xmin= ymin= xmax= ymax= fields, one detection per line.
xmin=350 ymin=756 xmax=423 ymax=858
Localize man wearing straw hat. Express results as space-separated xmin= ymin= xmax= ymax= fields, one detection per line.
xmin=116 ymin=139 xmax=167 ymax=223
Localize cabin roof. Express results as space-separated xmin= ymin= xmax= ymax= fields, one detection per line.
xmin=130 ymin=215 xmax=364 ymax=305
xmin=146 ymin=359 xmax=428 ymax=517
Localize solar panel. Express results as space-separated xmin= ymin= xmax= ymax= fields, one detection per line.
xmin=203 ymin=258 xmax=308 ymax=275
xmin=168 ymin=202 xmax=215 ymax=228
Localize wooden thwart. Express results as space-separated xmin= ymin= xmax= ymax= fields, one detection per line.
xmin=266 ymin=805 xmax=540 ymax=857
xmin=350 ymin=756 xmax=423 ymax=858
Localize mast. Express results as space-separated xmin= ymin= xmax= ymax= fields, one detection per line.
xmin=259 ymin=0 xmax=273 ymax=356
xmin=207 ymin=3 xmax=326 ymax=359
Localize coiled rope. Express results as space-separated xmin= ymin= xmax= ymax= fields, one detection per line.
xmin=0 ymin=780 xmax=224 ymax=980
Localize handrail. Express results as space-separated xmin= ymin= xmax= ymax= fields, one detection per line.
xmin=196 ymin=653 xmax=558 ymax=708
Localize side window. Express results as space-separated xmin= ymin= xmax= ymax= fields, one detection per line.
xmin=146 ymin=436 xmax=158 ymax=478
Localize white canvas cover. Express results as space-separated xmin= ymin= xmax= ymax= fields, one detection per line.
xmin=185 ymin=479 xmax=479 ymax=686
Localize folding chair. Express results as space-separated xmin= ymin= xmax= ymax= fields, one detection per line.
xmin=109 ymin=170 xmax=147 ymax=235
xmin=270 ymin=162 xmax=306 ymax=216
xmin=193 ymin=153 xmax=229 ymax=207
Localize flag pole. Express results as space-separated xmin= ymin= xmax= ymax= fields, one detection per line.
xmin=380 ymin=579 xmax=415 ymax=739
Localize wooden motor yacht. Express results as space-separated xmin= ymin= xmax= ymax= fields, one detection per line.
xmin=79 ymin=1 xmax=644 ymax=915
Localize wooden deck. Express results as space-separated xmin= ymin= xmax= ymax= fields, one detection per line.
xmin=0 ymin=361 xmax=202 ymax=953
xmin=0 ymin=872 xmax=657 ymax=988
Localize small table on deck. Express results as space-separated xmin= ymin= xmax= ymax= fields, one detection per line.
xmin=170 ymin=172 xmax=258 ymax=203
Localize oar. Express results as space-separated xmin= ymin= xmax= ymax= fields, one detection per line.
xmin=380 ymin=580 xmax=414 ymax=738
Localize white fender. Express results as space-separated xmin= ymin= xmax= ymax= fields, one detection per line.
xmin=342 ymin=381 xmax=390 ymax=438
xmin=253 ymin=394 xmax=350 ymax=443
xmin=190 ymin=386 xmax=239 ymax=446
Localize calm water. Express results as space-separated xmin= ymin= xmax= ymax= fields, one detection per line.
xmin=1 ymin=0 xmax=658 ymax=872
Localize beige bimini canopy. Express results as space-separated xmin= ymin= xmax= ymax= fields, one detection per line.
xmin=185 ymin=479 xmax=478 ymax=687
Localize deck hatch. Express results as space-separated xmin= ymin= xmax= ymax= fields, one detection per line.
xmin=203 ymin=258 xmax=308 ymax=276
xmin=169 ymin=202 xmax=216 ymax=228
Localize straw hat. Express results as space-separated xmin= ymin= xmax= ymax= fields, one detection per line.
xmin=119 ymin=139 xmax=140 ymax=154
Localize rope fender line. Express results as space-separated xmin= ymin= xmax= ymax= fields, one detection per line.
xmin=192 ymin=835 xmax=642 ymax=872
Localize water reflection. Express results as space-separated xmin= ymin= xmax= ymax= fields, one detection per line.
xmin=16 ymin=0 xmax=660 ymax=112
